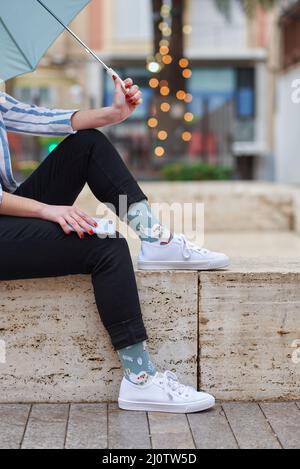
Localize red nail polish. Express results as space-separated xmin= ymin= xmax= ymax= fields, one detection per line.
xmin=89 ymin=229 xmax=94 ymax=235
xmin=125 ymin=83 xmax=131 ymax=88
xmin=112 ymin=75 xmax=117 ymax=81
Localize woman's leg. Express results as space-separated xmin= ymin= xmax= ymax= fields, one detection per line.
xmin=13 ymin=129 xmax=157 ymax=383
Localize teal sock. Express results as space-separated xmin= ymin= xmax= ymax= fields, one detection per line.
xmin=117 ymin=340 xmax=157 ymax=385
xmin=127 ymin=200 xmax=173 ymax=244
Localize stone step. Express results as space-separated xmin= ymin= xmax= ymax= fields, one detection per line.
xmin=0 ymin=258 xmax=299 ymax=403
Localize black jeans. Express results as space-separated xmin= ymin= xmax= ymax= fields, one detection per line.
xmin=0 ymin=129 xmax=149 ymax=350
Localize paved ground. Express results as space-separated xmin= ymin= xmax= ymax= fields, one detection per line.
xmin=0 ymin=402 xmax=299 ymax=449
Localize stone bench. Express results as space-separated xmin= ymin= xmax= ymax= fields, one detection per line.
xmin=0 ymin=259 xmax=299 ymax=403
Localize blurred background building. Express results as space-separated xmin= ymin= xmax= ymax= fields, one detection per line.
xmin=6 ymin=0 xmax=300 ymax=184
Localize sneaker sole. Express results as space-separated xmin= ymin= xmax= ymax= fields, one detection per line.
xmin=118 ymin=396 xmax=215 ymax=414
xmin=137 ymin=259 xmax=230 ymax=271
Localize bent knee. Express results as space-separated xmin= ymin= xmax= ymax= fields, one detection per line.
xmin=75 ymin=128 xmax=108 ymax=145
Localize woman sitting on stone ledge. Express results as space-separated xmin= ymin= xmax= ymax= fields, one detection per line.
xmin=0 ymin=77 xmax=229 ymax=413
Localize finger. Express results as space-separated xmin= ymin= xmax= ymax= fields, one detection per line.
xmin=72 ymin=213 xmax=95 ymax=236
xmin=67 ymin=216 xmax=84 ymax=239
xmin=126 ymin=85 xmax=139 ymax=99
xmin=75 ymin=208 xmax=97 ymax=227
xmin=59 ymin=217 xmax=71 ymax=235
xmin=124 ymin=78 xmax=133 ymax=89
xmin=130 ymin=91 xmax=142 ymax=104
xmin=113 ymin=76 xmax=123 ymax=92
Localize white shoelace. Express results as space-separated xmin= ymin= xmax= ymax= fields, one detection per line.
xmin=158 ymin=370 xmax=193 ymax=398
xmin=177 ymin=234 xmax=209 ymax=260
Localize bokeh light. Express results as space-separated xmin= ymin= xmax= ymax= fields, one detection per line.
xmin=182 ymin=131 xmax=192 ymax=142
xmin=160 ymin=80 xmax=169 ymax=87
xmin=148 ymin=118 xmax=158 ymax=128
xmin=158 ymin=130 xmax=168 ymax=141
xmin=149 ymin=78 xmax=159 ymax=88
xmin=163 ymin=27 xmax=172 ymax=37
xmin=155 ymin=146 xmax=165 ymax=157
xmin=179 ymin=58 xmax=189 ymax=68
xmin=162 ymin=54 xmax=173 ymax=65
xmin=161 ymin=4 xmax=171 ymax=17
xmin=148 ymin=62 xmax=160 ymax=73
xmin=159 ymin=21 xmax=168 ymax=31
xmin=182 ymin=69 xmax=192 ymax=79
xmin=159 ymin=39 xmax=169 ymax=47
xmin=160 ymin=86 xmax=170 ymax=96
xmin=184 ymin=93 xmax=193 ymax=103
xmin=160 ymin=46 xmax=169 ymax=56
xmin=160 ymin=102 xmax=171 ymax=112
xmin=184 ymin=112 xmax=194 ymax=122
xmin=176 ymin=90 xmax=186 ymax=100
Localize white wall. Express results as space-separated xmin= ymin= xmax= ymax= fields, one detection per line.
xmin=275 ymin=64 xmax=300 ymax=184
xmin=110 ymin=0 xmax=247 ymax=50
xmin=113 ymin=0 xmax=152 ymax=41
xmin=188 ymin=0 xmax=247 ymax=51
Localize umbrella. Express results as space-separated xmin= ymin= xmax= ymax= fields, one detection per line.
xmin=0 ymin=0 xmax=127 ymax=91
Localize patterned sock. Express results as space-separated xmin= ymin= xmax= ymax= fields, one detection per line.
xmin=127 ymin=200 xmax=173 ymax=244
xmin=117 ymin=340 xmax=157 ymax=386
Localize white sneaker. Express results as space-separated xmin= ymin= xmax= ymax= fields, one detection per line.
xmin=118 ymin=370 xmax=215 ymax=413
xmin=137 ymin=234 xmax=230 ymax=270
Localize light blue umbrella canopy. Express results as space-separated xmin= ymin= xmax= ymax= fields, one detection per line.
xmin=0 ymin=0 xmax=115 ymax=83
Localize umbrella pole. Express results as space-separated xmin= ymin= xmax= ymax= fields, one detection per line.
xmin=36 ymin=0 xmax=127 ymax=91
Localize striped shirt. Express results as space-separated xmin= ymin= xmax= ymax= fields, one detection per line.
xmin=0 ymin=91 xmax=78 ymax=206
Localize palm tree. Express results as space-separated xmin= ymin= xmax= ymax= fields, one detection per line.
xmin=150 ymin=0 xmax=279 ymax=161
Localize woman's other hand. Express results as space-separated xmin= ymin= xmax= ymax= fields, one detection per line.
xmin=40 ymin=204 xmax=97 ymax=239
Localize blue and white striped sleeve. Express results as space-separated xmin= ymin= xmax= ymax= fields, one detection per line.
xmin=2 ymin=94 xmax=79 ymax=137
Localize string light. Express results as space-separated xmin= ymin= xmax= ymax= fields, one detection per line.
xmin=158 ymin=130 xmax=168 ymax=141
xmin=160 ymin=80 xmax=168 ymax=87
xmin=148 ymin=118 xmax=158 ymax=128
xmin=149 ymin=78 xmax=159 ymax=88
xmin=160 ymin=102 xmax=171 ymax=112
xmin=160 ymin=46 xmax=169 ymax=55
xmin=160 ymin=86 xmax=170 ymax=96
xmin=146 ymin=4 xmax=194 ymax=160
xmin=179 ymin=58 xmax=189 ymax=68
xmin=159 ymin=21 xmax=169 ymax=31
xmin=184 ymin=112 xmax=194 ymax=122
xmin=182 ymin=69 xmax=192 ymax=79
xmin=182 ymin=131 xmax=192 ymax=142
xmin=162 ymin=27 xmax=172 ymax=37
xmin=160 ymin=39 xmax=169 ymax=47
xmin=155 ymin=146 xmax=165 ymax=157
xmin=176 ymin=90 xmax=186 ymax=101
xmin=147 ymin=62 xmax=160 ymax=73
xmin=161 ymin=4 xmax=171 ymax=17
xmin=162 ymin=55 xmax=172 ymax=65
xmin=184 ymin=93 xmax=193 ymax=103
